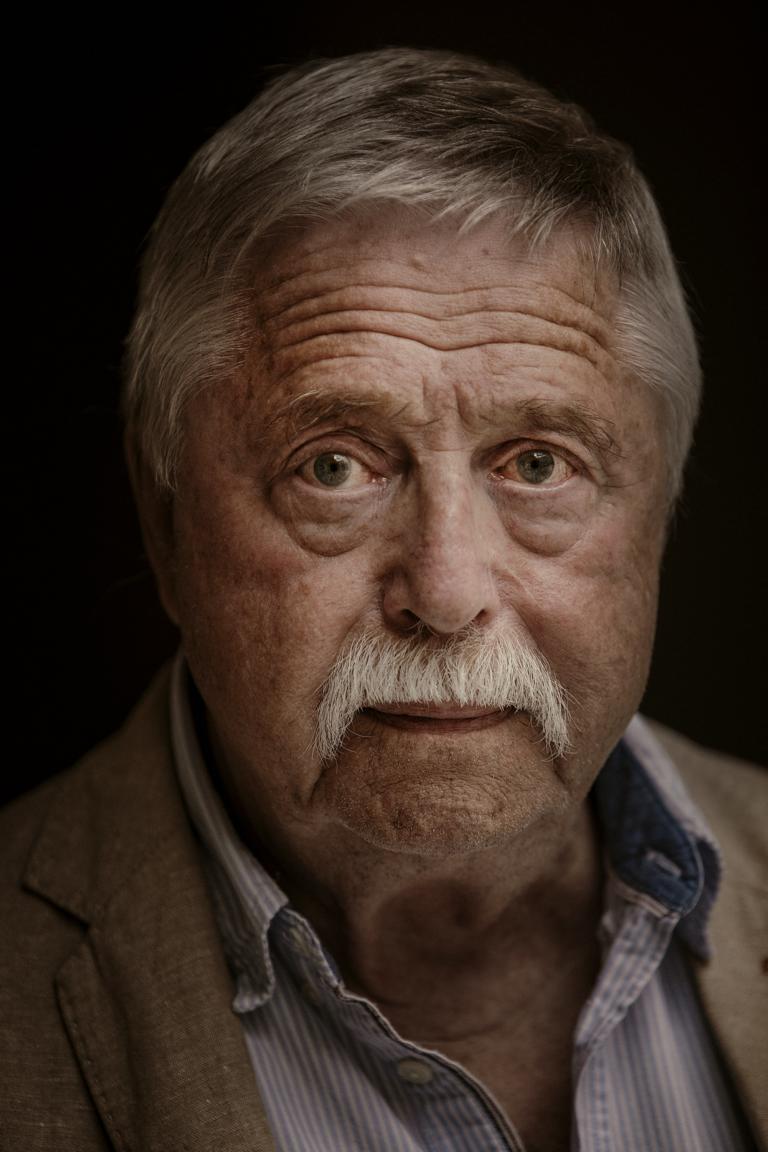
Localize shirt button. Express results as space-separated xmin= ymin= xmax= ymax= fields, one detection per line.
xmin=396 ymin=1058 xmax=434 ymax=1085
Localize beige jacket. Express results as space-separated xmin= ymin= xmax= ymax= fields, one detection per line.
xmin=1 ymin=667 xmax=766 ymax=1151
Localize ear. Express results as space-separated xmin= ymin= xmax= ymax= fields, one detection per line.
xmin=124 ymin=426 xmax=180 ymax=626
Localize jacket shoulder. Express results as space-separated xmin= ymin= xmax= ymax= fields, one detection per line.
xmin=0 ymin=667 xmax=174 ymax=1151
xmin=1 ymin=665 xmax=173 ymax=898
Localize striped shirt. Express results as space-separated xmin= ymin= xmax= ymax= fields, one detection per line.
xmin=170 ymin=653 xmax=753 ymax=1151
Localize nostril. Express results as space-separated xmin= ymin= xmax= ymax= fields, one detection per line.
xmin=395 ymin=608 xmax=424 ymax=635
xmin=383 ymin=581 xmax=499 ymax=638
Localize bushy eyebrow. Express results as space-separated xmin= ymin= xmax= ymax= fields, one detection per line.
xmin=260 ymin=388 xmax=408 ymax=443
xmin=509 ymin=397 xmax=622 ymax=460
xmin=259 ymin=386 xmax=622 ymax=462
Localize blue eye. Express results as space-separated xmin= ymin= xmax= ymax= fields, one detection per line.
xmin=516 ymin=450 xmax=556 ymax=484
xmin=313 ymin=453 xmax=353 ymax=486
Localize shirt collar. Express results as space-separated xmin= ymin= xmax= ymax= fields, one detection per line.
xmin=171 ymin=649 xmax=722 ymax=1007
xmin=596 ymin=715 xmax=721 ymax=959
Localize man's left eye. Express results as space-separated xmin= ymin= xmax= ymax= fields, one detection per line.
xmin=503 ymin=449 xmax=572 ymax=486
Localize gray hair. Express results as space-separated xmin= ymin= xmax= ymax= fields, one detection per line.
xmin=123 ymin=47 xmax=701 ymax=499
xmin=315 ymin=622 xmax=571 ymax=764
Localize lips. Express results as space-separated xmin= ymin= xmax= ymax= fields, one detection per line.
xmin=362 ymin=703 xmax=510 ymax=733
xmin=370 ymin=703 xmax=503 ymax=719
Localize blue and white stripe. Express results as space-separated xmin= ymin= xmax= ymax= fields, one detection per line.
xmin=171 ymin=652 xmax=753 ymax=1151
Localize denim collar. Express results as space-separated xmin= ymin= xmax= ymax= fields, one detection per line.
xmin=595 ymin=719 xmax=721 ymax=958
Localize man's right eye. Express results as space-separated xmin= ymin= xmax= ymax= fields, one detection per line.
xmin=299 ymin=452 xmax=371 ymax=489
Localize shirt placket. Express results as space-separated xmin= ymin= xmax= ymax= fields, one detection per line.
xmin=572 ymin=893 xmax=681 ymax=1152
xmin=274 ymin=907 xmax=527 ymax=1152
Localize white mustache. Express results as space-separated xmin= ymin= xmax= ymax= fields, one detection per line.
xmin=314 ymin=624 xmax=571 ymax=762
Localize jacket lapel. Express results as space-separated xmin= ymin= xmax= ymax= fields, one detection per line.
xmin=23 ymin=667 xmax=276 ymax=1152
xmin=653 ymin=722 xmax=768 ymax=1152
xmin=694 ymin=878 xmax=768 ymax=1150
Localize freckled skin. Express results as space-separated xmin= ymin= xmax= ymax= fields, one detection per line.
xmin=135 ymin=210 xmax=670 ymax=1148
xmin=149 ymin=212 xmax=667 ymax=853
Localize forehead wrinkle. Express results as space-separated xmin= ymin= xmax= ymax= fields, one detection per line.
xmin=260 ymin=292 xmax=611 ymax=365
xmin=257 ymin=281 xmax=613 ymax=370
xmin=260 ymin=277 xmax=610 ymax=341
xmin=255 ymin=256 xmax=510 ymax=303
xmin=273 ymin=327 xmax=608 ymax=375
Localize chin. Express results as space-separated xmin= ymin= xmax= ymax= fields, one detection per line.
xmin=339 ymin=801 xmax=540 ymax=857
xmin=315 ymin=732 xmax=571 ymax=857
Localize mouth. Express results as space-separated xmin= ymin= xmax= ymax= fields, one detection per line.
xmin=361 ymin=704 xmax=511 ymax=733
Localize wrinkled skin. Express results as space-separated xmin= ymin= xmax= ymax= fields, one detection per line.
xmin=140 ymin=210 xmax=667 ymax=860
xmin=134 ymin=209 xmax=670 ymax=1148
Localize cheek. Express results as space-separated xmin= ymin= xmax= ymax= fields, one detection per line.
xmin=171 ymin=479 xmax=377 ymax=714
xmin=271 ymin=482 xmax=389 ymax=557
xmin=494 ymin=484 xmax=599 ymax=555
xmin=512 ymin=505 xmax=664 ymax=719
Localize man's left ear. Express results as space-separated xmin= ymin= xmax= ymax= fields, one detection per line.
xmin=124 ymin=426 xmax=180 ymax=626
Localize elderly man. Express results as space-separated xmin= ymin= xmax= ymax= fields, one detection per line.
xmin=1 ymin=48 xmax=765 ymax=1152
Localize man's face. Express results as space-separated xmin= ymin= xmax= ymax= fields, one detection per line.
xmin=151 ymin=211 xmax=669 ymax=859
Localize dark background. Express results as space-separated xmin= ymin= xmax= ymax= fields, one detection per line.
xmin=5 ymin=5 xmax=764 ymax=805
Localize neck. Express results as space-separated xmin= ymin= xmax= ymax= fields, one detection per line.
xmin=216 ymin=757 xmax=603 ymax=1036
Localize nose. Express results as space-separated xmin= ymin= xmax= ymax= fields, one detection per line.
xmin=381 ymin=465 xmax=502 ymax=636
